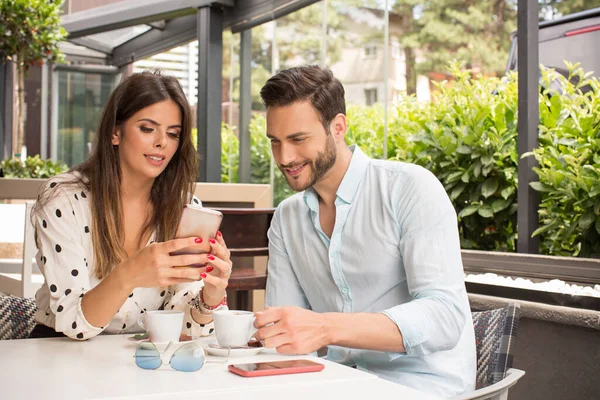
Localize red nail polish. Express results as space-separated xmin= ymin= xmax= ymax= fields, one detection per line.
xmin=209 ymin=238 xmax=216 ymax=244
xmin=195 ymin=237 xmax=202 ymax=244
xmin=207 ymin=254 xmax=215 ymax=261
xmin=206 ymin=266 xmax=214 ymax=272
xmin=217 ymin=231 xmax=222 ymax=237
xmin=200 ymin=273 xmax=207 ymax=278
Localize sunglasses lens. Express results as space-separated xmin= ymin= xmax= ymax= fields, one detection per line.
xmin=135 ymin=342 xmax=162 ymax=370
xmin=171 ymin=343 xmax=205 ymax=372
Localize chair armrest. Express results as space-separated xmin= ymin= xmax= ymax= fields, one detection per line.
xmin=450 ymin=369 xmax=526 ymax=400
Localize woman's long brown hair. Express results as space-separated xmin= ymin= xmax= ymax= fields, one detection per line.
xmin=34 ymin=71 xmax=198 ymax=279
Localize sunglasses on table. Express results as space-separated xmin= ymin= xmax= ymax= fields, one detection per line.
xmin=134 ymin=341 xmax=231 ymax=372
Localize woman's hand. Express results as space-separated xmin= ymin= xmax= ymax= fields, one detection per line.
xmin=201 ymin=231 xmax=232 ymax=305
xmin=118 ymin=237 xmax=208 ymax=290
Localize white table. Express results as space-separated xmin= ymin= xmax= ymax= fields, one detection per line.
xmin=0 ymin=334 xmax=441 ymax=400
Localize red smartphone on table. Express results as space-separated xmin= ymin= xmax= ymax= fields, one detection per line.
xmin=228 ymin=360 xmax=325 ymax=377
xmin=171 ymin=205 xmax=223 ymax=266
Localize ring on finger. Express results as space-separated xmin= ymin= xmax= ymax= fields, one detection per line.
xmin=222 ymin=267 xmax=233 ymax=277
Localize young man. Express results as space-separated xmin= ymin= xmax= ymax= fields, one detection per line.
xmin=254 ymin=65 xmax=476 ymax=398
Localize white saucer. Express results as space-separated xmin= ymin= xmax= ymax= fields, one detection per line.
xmin=201 ymin=340 xmax=263 ymax=357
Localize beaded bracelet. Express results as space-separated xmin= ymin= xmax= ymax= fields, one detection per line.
xmin=190 ymin=287 xmax=227 ymax=315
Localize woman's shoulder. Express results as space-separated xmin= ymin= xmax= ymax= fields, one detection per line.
xmin=39 ymin=171 xmax=89 ymax=203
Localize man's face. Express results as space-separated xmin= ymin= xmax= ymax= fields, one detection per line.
xmin=266 ymin=101 xmax=337 ymax=192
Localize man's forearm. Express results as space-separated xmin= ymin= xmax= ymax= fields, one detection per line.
xmin=323 ymin=312 xmax=406 ymax=353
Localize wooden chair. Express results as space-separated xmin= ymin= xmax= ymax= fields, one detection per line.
xmin=0 ymin=178 xmax=46 ymax=298
xmin=213 ymin=208 xmax=275 ymax=311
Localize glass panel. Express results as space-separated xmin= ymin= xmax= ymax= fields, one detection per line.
xmin=133 ymin=42 xmax=198 ymax=104
xmin=329 ymin=0 xmax=387 ymax=160
xmin=56 ymin=70 xmax=116 ymax=167
xmin=222 ymin=30 xmax=241 ymax=183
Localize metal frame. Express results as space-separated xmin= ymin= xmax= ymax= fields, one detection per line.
xmin=517 ymin=0 xmax=540 ymax=254
xmin=196 ymin=6 xmax=224 ymax=182
xmin=111 ymin=14 xmax=199 ymax=68
xmin=225 ymin=0 xmax=320 ymax=33
xmin=61 ymin=0 xmax=232 ymax=39
xmin=238 ymin=29 xmax=252 ymax=183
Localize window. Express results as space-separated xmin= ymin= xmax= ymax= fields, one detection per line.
xmin=365 ymin=88 xmax=378 ymax=106
xmin=363 ymin=44 xmax=378 ymax=59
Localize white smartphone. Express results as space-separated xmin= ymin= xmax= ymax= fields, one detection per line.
xmin=171 ymin=205 xmax=223 ymax=265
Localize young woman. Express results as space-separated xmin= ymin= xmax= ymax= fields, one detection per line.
xmin=29 ymin=71 xmax=231 ymax=340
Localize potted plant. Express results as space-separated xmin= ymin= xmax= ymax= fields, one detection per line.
xmin=0 ymin=0 xmax=66 ymax=158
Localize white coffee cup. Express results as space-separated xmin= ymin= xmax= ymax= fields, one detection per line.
xmin=137 ymin=310 xmax=184 ymax=343
xmin=213 ymin=310 xmax=258 ymax=347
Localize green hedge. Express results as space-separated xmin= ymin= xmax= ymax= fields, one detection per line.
xmin=525 ymin=64 xmax=600 ymax=257
xmin=217 ymin=64 xmax=599 ymax=257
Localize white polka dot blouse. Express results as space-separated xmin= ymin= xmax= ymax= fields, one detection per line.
xmin=33 ymin=172 xmax=217 ymax=340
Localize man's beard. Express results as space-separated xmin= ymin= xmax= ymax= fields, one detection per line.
xmin=280 ymin=134 xmax=337 ymax=192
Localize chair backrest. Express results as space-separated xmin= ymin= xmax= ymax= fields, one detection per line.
xmin=472 ymin=303 xmax=521 ymax=386
xmin=213 ymin=208 xmax=275 ymax=257
xmin=0 ymin=295 xmax=37 ymax=340
xmin=0 ymin=201 xmax=40 ymax=298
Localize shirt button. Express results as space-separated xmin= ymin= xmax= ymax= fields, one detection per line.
xmin=341 ymin=288 xmax=349 ymax=295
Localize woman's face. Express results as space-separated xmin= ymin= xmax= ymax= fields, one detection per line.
xmin=112 ymin=99 xmax=182 ymax=183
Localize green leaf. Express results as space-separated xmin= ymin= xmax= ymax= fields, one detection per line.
xmin=481 ymin=177 xmax=499 ymax=198
xmin=578 ymin=211 xmax=596 ymax=230
xmin=550 ymin=93 xmax=562 ymax=120
xmin=458 ymin=204 xmax=480 ymax=218
xmin=529 ymin=182 xmax=552 ymax=192
xmin=461 ymin=170 xmax=470 ymax=183
xmin=477 ymin=205 xmax=494 ymax=218
xmin=451 ymin=183 xmax=467 ymax=201
xmin=492 ymin=198 xmax=512 ymax=213
xmin=481 ymin=154 xmax=494 ymax=166
xmin=456 ymin=144 xmax=471 ymax=154
xmin=473 ymin=160 xmax=481 ymax=178
xmin=446 ymin=170 xmax=464 ymax=183
xmin=532 ymin=221 xmax=558 ymax=237
xmin=596 ymin=218 xmax=600 ymax=235
xmin=501 ymin=186 xmax=515 ymax=200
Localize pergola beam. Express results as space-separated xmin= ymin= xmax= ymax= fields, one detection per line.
xmin=111 ymin=14 xmax=198 ymax=67
xmin=62 ymin=0 xmax=233 ymax=39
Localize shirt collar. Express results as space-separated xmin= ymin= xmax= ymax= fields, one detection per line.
xmin=303 ymin=145 xmax=370 ymax=210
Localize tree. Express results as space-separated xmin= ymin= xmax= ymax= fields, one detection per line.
xmin=0 ymin=0 xmax=66 ymax=157
xmin=391 ymin=0 xmax=518 ymax=94
xmin=539 ymin=0 xmax=600 ymax=20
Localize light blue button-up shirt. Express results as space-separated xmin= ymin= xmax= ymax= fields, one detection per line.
xmin=266 ymin=145 xmax=476 ymax=398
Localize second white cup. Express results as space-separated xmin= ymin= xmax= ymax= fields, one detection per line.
xmin=213 ymin=310 xmax=258 ymax=347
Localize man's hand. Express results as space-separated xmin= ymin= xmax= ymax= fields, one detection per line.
xmin=254 ymin=307 xmax=331 ymax=355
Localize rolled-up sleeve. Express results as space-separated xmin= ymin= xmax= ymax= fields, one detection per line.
xmin=34 ymin=194 xmax=103 ymax=340
xmin=382 ymin=166 xmax=468 ymax=357
xmin=265 ymin=207 xmax=310 ymax=309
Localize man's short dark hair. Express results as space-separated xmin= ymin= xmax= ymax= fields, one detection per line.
xmin=260 ymin=65 xmax=346 ymax=131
